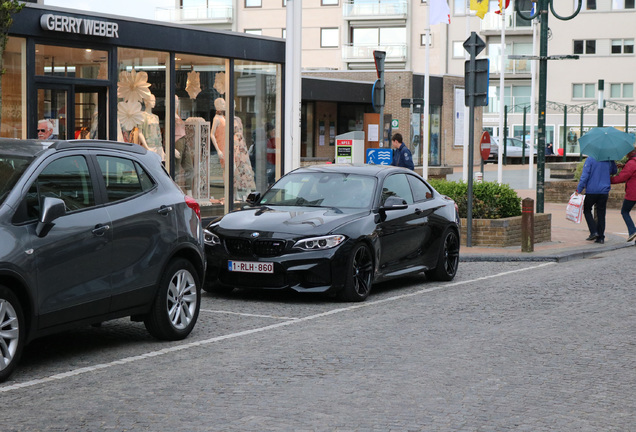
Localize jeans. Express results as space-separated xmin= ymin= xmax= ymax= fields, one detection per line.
xmin=583 ymin=193 xmax=609 ymax=239
xmin=621 ymin=199 xmax=636 ymax=236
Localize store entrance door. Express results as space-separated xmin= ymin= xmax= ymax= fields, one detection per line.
xmin=36 ymin=84 xmax=107 ymax=140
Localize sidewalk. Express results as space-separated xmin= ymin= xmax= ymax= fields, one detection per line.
xmin=445 ymin=164 xmax=635 ymax=262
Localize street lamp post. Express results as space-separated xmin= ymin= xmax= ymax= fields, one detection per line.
xmin=516 ymin=0 xmax=583 ymax=213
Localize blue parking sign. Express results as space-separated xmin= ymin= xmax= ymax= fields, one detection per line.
xmin=366 ymin=148 xmax=393 ymax=165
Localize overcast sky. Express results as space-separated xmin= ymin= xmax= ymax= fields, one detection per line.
xmin=43 ymin=0 xmax=176 ymax=20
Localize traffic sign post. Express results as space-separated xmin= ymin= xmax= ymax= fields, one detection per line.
xmin=463 ymin=31 xmax=488 ymax=247
xmin=373 ymin=50 xmax=386 ymax=147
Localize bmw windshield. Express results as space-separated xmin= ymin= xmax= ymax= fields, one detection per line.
xmin=260 ymin=172 xmax=377 ymax=209
xmin=0 ymin=155 xmax=33 ymax=205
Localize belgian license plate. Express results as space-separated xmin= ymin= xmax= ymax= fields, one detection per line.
xmin=228 ymin=260 xmax=274 ymax=274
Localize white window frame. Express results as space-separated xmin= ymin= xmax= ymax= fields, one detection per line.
xmin=320 ymin=28 xmax=339 ymax=48
xmin=420 ymin=33 xmax=432 ymax=47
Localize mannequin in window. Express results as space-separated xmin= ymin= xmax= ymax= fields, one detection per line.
xmin=233 ymin=113 xmax=256 ymax=197
xmin=141 ymin=94 xmax=165 ymax=161
xmin=174 ymin=95 xmax=193 ymax=192
xmin=210 ymin=97 xmax=226 ymax=170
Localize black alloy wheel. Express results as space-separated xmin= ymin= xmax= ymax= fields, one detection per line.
xmin=339 ymin=243 xmax=374 ymax=302
xmin=426 ymin=228 xmax=460 ymax=281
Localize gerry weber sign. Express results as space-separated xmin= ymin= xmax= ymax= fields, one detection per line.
xmin=40 ymin=14 xmax=119 ymax=39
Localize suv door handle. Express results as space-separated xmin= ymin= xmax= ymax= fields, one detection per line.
xmin=92 ymin=224 xmax=110 ymax=236
xmin=158 ymin=205 xmax=173 ymax=215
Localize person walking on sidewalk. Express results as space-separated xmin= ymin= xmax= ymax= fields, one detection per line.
xmin=576 ymin=156 xmax=618 ymax=244
xmin=611 ymin=148 xmax=636 ymax=243
xmin=391 ymin=133 xmax=414 ymax=170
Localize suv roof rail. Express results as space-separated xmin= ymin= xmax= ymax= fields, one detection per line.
xmin=52 ymin=140 xmax=146 ymax=154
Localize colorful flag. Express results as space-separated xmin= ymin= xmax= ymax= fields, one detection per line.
xmin=430 ymin=0 xmax=451 ymax=25
xmin=495 ymin=0 xmax=510 ymax=14
xmin=470 ymin=0 xmax=489 ymax=19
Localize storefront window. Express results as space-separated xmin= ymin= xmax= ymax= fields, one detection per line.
xmin=117 ymin=48 xmax=168 ymax=173
xmin=234 ymin=59 xmax=282 ymax=209
xmin=173 ymin=53 xmax=226 ymax=215
xmin=1 ymin=37 xmax=25 ymax=139
xmin=35 ymin=44 xmax=108 ymax=79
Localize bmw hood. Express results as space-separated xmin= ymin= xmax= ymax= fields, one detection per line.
xmin=211 ymin=206 xmax=369 ymax=237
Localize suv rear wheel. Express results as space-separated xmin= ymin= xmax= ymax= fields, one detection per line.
xmin=0 ymin=286 xmax=24 ymax=382
xmin=144 ymin=258 xmax=201 ymax=341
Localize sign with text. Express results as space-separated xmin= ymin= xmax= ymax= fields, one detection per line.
xmin=40 ymin=14 xmax=120 ymax=38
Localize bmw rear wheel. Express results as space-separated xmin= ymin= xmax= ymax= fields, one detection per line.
xmin=145 ymin=258 xmax=201 ymax=341
xmin=338 ymin=243 xmax=374 ymax=302
xmin=0 ymin=286 xmax=24 ymax=383
xmin=426 ymin=228 xmax=460 ymax=281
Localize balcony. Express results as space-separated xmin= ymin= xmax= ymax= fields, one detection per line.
xmin=343 ymin=43 xmax=407 ymax=63
xmin=489 ymin=58 xmax=531 ymax=75
xmin=155 ymin=3 xmax=233 ymax=24
xmin=343 ymin=0 xmax=408 ymax=20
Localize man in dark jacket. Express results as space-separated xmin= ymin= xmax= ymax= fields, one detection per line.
xmin=576 ymin=156 xmax=618 ymax=244
xmin=391 ymin=132 xmax=414 ymax=170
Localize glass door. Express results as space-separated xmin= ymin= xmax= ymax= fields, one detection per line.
xmin=36 ymin=84 xmax=107 ymax=140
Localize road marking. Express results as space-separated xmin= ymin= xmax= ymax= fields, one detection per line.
xmin=200 ymin=309 xmax=300 ymax=321
xmin=0 ymin=262 xmax=553 ymax=393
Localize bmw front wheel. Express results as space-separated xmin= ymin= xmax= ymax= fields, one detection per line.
xmin=0 ymin=286 xmax=24 ymax=383
xmin=145 ymin=258 xmax=201 ymax=341
xmin=338 ymin=243 xmax=374 ymax=302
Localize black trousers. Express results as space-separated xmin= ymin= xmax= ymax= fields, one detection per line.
xmin=583 ymin=193 xmax=609 ymax=239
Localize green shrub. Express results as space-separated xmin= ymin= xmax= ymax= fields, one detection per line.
xmin=574 ymin=160 xmax=585 ymax=181
xmin=429 ymin=179 xmax=522 ymax=219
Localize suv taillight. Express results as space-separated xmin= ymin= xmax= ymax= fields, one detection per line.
xmin=185 ymin=196 xmax=201 ymax=220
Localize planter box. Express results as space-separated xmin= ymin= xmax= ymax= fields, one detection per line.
xmin=460 ymin=213 xmax=551 ymax=247
xmin=545 ymin=180 xmax=625 ymax=209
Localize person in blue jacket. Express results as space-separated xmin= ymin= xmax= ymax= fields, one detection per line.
xmin=576 ymin=156 xmax=618 ymax=244
xmin=391 ymin=132 xmax=414 ymax=170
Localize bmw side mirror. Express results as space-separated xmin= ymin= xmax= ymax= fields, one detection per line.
xmin=246 ymin=192 xmax=261 ymax=206
xmin=380 ymin=196 xmax=408 ymax=211
xmin=36 ymin=197 xmax=66 ymax=237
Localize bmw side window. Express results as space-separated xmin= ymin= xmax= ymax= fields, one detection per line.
xmin=407 ymin=175 xmax=434 ymax=202
xmin=17 ymin=155 xmax=95 ymax=222
xmin=97 ymin=156 xmax=155 ymax=203
xmin=381 ymin=174 xmax=414 ymax=205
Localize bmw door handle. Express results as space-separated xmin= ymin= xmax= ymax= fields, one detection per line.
xmin=158 ymin=205 xmax=173 ymax=215
xmin=92 ymin=224 xmax=110 ymax=236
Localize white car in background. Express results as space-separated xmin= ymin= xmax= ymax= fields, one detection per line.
xmin=486 ymin=137 xmax=537 ymax=162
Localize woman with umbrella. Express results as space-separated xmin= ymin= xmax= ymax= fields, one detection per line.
xmin=611 ymin=147 xmax=636 ymax=243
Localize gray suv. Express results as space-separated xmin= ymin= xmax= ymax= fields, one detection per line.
xmin=0 ymin=139 xmax=206 ymax=382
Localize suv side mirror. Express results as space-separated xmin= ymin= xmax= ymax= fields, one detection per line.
xmin=36 ymin=197 xmax=66 ymax=237
xmin=246 ymin=192 xmax=261 ymax=206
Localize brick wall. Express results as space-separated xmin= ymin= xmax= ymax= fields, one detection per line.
xmin=460 ymin=213 xmax=552 ymax=247
xmin=545 ymin=181 xmax=625 ymax=209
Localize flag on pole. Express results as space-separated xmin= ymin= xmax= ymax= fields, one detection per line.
xmin=429 ymin=0 xmax=451 ymax=25
xmin=494 ymin=0 xmax=510 ymax=14
xmin=470 ymin=0 xmax=489 ymax=19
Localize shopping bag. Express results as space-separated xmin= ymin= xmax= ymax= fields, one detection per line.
xmin=565 ymin=193 xmax=584 ymax=223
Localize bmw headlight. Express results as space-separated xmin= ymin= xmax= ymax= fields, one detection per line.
xmin=293 ymin=235 xmax=346 ymax=251
xmin=204 ymin=229 xmax=221 ymax=246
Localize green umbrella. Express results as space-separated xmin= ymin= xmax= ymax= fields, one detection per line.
xmin=579 ymin=127 xmax=636 ymax=161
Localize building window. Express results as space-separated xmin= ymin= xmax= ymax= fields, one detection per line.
xmin=322 ymin=0 xmax=338 ymax=5
xmin=321 ymin=28 xmax=339 ymax=47
xmin=245 ymin=0 xmax=261 ymax=7
xmin=573 ymin=39 xmax=596 ymax=55
xmin=612 ymin=39 xmax=634 ymax=54
xmin=420 ymin=33 xmax=432 ymax=46
xmin=454 ymin=0 xmax=467 ymax=14
xmin=282 ymin=28 xmax=286 ymax=38
xmin=282 ymin=0 xmax=287 ymax=5
xmin=573 ymin=83 xmax=596 ymax=99
xmin=351 ymin=27 xmax=407 ymax=47
xmin=612 ymin=0 xmax=635 ymax=9
xmin=245 ymin=29 xmax=262 ymax=35
xmin=610 ymin=83 xmax=634 ymax=99
xmin=452 ymin=41 xmax=464 ymax=58
xmin=585 ymin=0 xmax=596 ymax=9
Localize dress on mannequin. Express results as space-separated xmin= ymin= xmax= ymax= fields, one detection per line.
xmin=210 ymin=98 xmax=226 ymax=170
xmin=174 ymin=95 xmax=193 ymax=192
xmin=233 ymin=115 xmax=255 ymax=195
